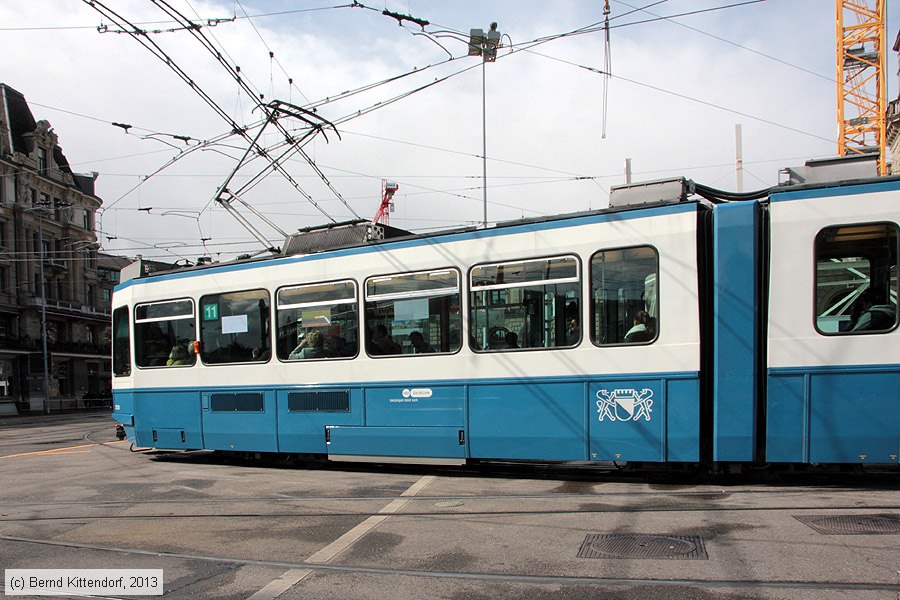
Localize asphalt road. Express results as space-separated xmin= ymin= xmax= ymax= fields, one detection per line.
xmin=0 ymin=413 xmax=898 ymax=599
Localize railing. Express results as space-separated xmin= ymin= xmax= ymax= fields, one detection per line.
xmin=24 ymin=297 xmax=110 ymax=316
xmin=0 ymin=336 xmax=109 ymax=355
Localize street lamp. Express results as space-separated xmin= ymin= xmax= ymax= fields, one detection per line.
xmin=469 ymin=23 xmax=502 ymax=229
xmin=25 ymin=203 xmax=52 ymax=414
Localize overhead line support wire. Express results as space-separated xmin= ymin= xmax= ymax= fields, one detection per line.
xmin=84 ymin=0 xmax=348 ymax=241
xmin=613 ymin=0 xmax=832 ymax=83
xmin=520 ymin=48 xmax=835 ymax=145
xmin=149 ymin=0 xmax=358 ymax=220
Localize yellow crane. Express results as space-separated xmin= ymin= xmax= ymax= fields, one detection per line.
xmin=836 ymin=0 xmax=887 ymax=174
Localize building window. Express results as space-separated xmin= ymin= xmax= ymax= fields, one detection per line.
xmin=470 ymin=256 xmax=580 ymax=351
xmin=28 ymin=188 xmax=36 ymax=205
xmin=38 ymin=148 xmax=48 ymax=174
xmin=199 ymin=290 xmax=270 ymax=365
xmin=46 ymin=320 xmax=60 ymax=344
xmin=134 ymin=299 xmax=196 ymax=368
xmin=83 ymin=210 xmax=93 ymax=231
xmin=0 ymin=266 xmax=6 ymax=295
xmin=276 ymin=280 xmax=357 ymax=361
xmin=0 ymin=221 xmax=5 ymax=248
xmin=39 ymin=192 xmax=49 ymax=207
xmin=590 ymin=246 xmax=659 ymax=346
xmin=815 ymin=222 xmax=899 ymax=334
xmin=102 ymin=288 xmax=112 ymax=303
xmin=86 ymin=284 xmax=95 ymax=306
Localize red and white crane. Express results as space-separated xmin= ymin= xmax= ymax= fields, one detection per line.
xmin=373 ymin=180 xmax=399 ymax=225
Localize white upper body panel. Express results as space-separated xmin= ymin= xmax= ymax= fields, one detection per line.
xmin=768 ymin=184 xmax=900 ymax=369
xmin=113 ymin=208 xmax=702 ymax=389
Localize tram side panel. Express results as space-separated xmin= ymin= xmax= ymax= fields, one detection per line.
xmin=113 ymin=204 xmax=704 ymax=464
xmin=766 ymin=181 xmax=900 ymax=465
xmin=466 ymin=205 xmax=705 ymax=464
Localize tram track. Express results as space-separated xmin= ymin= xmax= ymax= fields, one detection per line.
xmin=1 ymin=533 xmax=898 ymax=594
xmin=2 ymin=488 xmax=898 ymax=509
xmin=2 ymin=503 xmax=899 ymax=523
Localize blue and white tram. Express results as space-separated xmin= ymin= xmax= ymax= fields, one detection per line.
xmin=110 ymin=171 xmax=899 ymax=469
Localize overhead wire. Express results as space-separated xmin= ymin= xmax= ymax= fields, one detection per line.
xmin=77 ymin=0 xmax=795 ymax=245
xmin=233 ymin=0 xmax=310 ymax=104
xmin=154 ymin=0 xmax=361 ymax=220
xmin=613 ymin=0 xmax=834 ymax=83
xmin=82 ymin=0 xmax=344 ymax=231
xmin=519 ymin=48 xmax=836 ymax=145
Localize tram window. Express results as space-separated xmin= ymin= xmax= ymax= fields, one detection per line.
xmin=199 ymin=289 xmax=271 ymax=364
xmin=134 ymin=299 xmax=196 ymax=368
xmin=590 ymin=246 xmax=659 ymax=346
xmin=815 ymin=223 xmax=898 ymax=335
xmin=365 ymin=269 xmax=461 ymax=356
xmin=276 ymin=280 xmax=358 ymax=361
xmin=469 ymin=255 xmax=581 ymax=352
xmin=112 ymin=306 xmax=131 ymax=376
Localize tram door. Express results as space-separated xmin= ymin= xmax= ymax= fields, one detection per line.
xmin=197 ymin=290 xmax=278 ymax=452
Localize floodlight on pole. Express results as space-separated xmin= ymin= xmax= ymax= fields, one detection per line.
xmin=469 ymin=22 xmax=502 ymax=229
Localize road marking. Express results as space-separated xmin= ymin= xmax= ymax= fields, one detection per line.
xmin=0 ymin=440 xmax=127 ymax=460
xmin=245 ymin=474 xmax=435 ymax=600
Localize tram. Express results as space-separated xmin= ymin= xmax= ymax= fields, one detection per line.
xmin=111 ymin=157 xmax=899 ymax=469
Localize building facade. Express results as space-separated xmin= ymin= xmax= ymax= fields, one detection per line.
xmin=887 ymin=31 xmax=900 ymax=173
xmin=0 ymin=84 xmax=108 ymax=413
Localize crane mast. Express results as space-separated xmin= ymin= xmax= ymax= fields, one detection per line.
xmin=836 ymin=0 xmax=887 ymax=174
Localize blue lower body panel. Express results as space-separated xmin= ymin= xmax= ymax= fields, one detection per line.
xmin=201 ymin=390 xmax=278 ymax=452
xmin=589 ymin=376 xmax=700 ymax=462
xmin=469 ymin=382 xmax=585 ymax=461
xmin=133 ymin=390 xmax=202 ymax=449
xmin=276 ymin=388 xmax=363 ymax=454
xmin=119 ymin=371 xmax=701 ymax=463
xmin=767 ymin=366 xmax=900 ymax=464
xmin=112 ymin=391 xmax=135 ymax=441
xmin=328 ymin=426 xmax=466 ymax=458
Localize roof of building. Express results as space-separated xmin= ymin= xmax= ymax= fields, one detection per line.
xmin=98 ymin=254 xmax=134 ymax=271
xmin=1 ymin=83 xmax=37 ymax=155
xmin=1 ymin=83 xmax=98 ymax=198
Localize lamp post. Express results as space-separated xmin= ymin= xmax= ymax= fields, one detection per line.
xmin=25 ymin=203 xmax=51 ymax=414
xmin=469 ymin=23 xmax=501 ymax=229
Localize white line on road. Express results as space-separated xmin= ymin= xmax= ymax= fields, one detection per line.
xmin=245 ymin=474 xmax=435 ymax=600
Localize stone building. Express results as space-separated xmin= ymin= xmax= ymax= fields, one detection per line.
xmin=887 ymin=30 xmax=900 ymax=173
xmin=0 ymin=83 xmax=107 ymax=413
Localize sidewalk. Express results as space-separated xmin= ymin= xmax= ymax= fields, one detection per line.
xmin=0 ymin=407 xmax=113 ymax=426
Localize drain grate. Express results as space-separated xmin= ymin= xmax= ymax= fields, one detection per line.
xmin=794 ymin=514 xmax=900 ymax=535
xmin=577 ymin=534 xmax=708 ymax=560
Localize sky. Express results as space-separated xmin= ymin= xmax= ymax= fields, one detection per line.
xmin=2 ymin=0 xmax=898 ymax=263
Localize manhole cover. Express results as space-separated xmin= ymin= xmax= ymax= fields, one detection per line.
xmin=433 ymin=501 xmax=464 ymax=508
xmin=794 ymin=514 xmax=900 ymax=535
xmin=577 ymin=534 xmax=708 ymax=560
